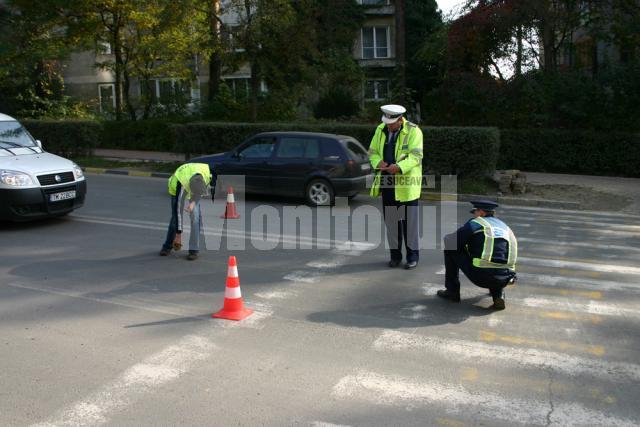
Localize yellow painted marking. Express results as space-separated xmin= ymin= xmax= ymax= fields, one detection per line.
xmin=540 ymin=311 xmax=603 ymax=324
xmin=543 ymin=289 xmax=603 ymax=299
xmin=84 ymin=167 xmax=107 ymax=174
xmin=591 ymin=387 xmax=617 ymax=404
xmin=461 ymin=367 xmax=478 ymax=382
xmin=128 ymin=170 xmax=152 ymax=177
xmin=522 ymin=265 xmax=602 ymax=278
xmin=436 ymin=418 xmax=468 ymax=427
xmin=479 ymin=331 xmax=605 ymax=356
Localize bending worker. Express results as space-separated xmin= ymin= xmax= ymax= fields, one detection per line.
xmin=437 ymin=200 xmax=517 ymax=310
xmin=368 ymin=104 xmax=424 ymax=270
xmin=160 ymin=163 xmax=216 ymax=261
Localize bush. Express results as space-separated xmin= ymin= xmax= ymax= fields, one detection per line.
xmin=21 ymin=119 xmax=101 ymax=157
xmin=102 ymin=120 xmax=176 ymax=151
xmin=313 ymin=86 xmax=360 ymax=119
xmin=172 ymin=122 xmax=500 ymax=178
xmin=499 ymin=129 xmax=640 ymax=177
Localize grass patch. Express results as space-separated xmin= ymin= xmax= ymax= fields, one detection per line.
xmin=73 ymin=157 xmax=181 ymax=174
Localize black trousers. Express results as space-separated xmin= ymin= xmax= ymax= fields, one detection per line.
xmin=444 ymin=250 xmax=515 ymax=299
xmin=382 ymin=187 xmax=420 ymax=263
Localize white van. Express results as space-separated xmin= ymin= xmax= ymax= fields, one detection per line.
xmin=0 ymin=113 xmax=87 ymax=221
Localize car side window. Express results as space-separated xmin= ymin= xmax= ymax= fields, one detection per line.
xmin=320 ymin=139 xmax=344 ymax=160
xmin=239 ymin=137 xmax=276 ymax=159
xmin=276 ymin=137 xmax=320 ymax=159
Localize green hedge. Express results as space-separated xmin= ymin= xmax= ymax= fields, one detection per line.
xmin=499 ymin=129 xmax=640 ymax=177
xmin=102 ymin=120 xmax=176 ymax=152
xmin=172 ymin=122 xmax=500 ymax=178
xmin=22 ymin=119 xmax=101 ymax=157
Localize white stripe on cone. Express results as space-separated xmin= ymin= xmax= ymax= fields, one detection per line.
xmin=227 ymin=192 xmax=235 ymax=203
xmin=227 ymin=266 xmax=238 ymax=278
xmin=225 ymin=286 xmax=242 ymax=299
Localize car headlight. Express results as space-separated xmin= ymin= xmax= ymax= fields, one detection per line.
xmin=0 ymin=170 xmax=34 ymax=186
xmin=73 ymin=164 xmax=84 ymax=179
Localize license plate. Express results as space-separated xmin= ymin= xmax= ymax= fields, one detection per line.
xmin=360 ymin=164 xmax=371 ymax=171
xmin=49 ymin=190 xmax=76 ymax=202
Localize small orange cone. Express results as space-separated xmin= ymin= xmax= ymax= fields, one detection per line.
xmin=221 ymin=186 xmax=240 ymax=219
xmin=212 ymin=256 xmax=253 ymax=321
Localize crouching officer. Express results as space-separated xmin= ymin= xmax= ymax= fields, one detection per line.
xmin=368 ymin=104 xmax=424 ymax=269
xmin=437 ymin=200 xmax=517 ymax=310
xmin=159 ymin=163 xmax=216 ymax=260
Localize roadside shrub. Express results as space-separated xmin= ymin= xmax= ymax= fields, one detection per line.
xmin=313 ymin=86 xmax=360 ymax=119
xmin=172 ymin=122 xmax=500 ymax=178
xmin=21 ymin=119 xmax=101 ymax=157
xmin=499 ymin=129 xmax=640 ymax=177
xmin=102 ymin=120 xmax=176 ymax=151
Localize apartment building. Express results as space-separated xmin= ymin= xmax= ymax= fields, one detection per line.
xmin=59 ymin=0 xmax=406 ymax=115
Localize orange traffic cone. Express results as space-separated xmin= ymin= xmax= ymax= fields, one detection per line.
xmin=212 ymin=256 xmax=253 ymax=321
xmin=220 ymin=186 xmax=240 ymax=219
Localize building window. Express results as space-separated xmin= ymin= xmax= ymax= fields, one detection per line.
xmin=221 ymin=25 xmax=245 ymax=52
xmin=141 ymin=79 xmax=192 ymax=104
xmin=362 ymin=27 xmax=389 ymax=59
xmin=224 ymin=78 xmax=250 ymax=100
xmin=97 ymin=40 xmax=112 ymax=55
xmin=98 ymin=83 xmax=115 ymax=112
xmin=364 ymin=79 xmax=389 ymax=100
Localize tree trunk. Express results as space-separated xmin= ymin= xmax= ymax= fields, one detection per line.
xmin=395 ymin=0 xmax=407 ymax=104
xmin=249 ymin=61 xmax=260 ymax=122
xmin=207 ymin=0 xmax=222 ymax=102
xmin=113 ymin=29 xmax=123 ymax=120
xmin=123 ymin=69 xmax=136 ymax=121
xmin=515 ymin=25 xmax=523 ymax=77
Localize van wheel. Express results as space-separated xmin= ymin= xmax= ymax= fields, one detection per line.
xmin=305 ymin=179 xmax=334 ymax=206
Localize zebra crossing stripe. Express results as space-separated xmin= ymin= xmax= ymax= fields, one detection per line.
xmin=333 ymin=370 xmax=637 ymax=427
xmin=373 ymin=330 xmax=640 ymax=382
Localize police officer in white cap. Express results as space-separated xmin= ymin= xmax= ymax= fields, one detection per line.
xmin=368 ymin=104 xmax=424 ymax=269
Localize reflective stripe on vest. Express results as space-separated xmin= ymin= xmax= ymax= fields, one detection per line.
xmin=471 ymin=217 xmax=517 ymax=270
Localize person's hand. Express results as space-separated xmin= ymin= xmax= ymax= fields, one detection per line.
xmin=376 ymin=160 xmax=388 ymax=170
xmin=172 ymin=234 xmax=182 ymax=251
xmin=185 ymin=200 xmax=196 ymax=213
xmin=385 ymin=164 xmax=401 ymax=174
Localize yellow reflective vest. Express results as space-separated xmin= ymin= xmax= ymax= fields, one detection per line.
xmin=368 ymin=118 xmax=424 ymax=202
xmin=168 ymin=163 xmax=212 ymax=197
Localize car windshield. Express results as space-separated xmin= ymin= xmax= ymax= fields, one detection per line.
xmin=341 ymin=138 xmax=368 ymax=161
xmin=0 ymin=121 xmax=37 ymax=148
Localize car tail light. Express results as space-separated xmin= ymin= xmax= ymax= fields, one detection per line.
xmin=346 ymin=159 xmax=357 ymax=176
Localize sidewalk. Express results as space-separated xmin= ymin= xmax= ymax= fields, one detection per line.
xmin=85 ymin=149 xmax=640 ymax=213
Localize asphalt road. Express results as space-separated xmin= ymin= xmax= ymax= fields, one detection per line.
xmin=1 ymin=173 xmax=639 ymax=427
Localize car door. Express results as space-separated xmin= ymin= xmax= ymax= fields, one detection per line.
xmin=269 ymin=136 xmax=320 ymax=196
xmin=223 ymin=136 xmax=277 ymax=192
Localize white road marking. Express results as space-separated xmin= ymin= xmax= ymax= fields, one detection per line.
xmin=487 ymin=317 xmax=503 ymax=328
xmin=519 ymin=256 xmax=640 ymax=275
xmin=517 ymin=272 xmax=640 ymax=292
xmin=306 ymin=255 xmax=350 ymax=269
xmin=518 ymin=237 xmax=640 ymax=253
xmin=373 ymin=330 xmax=640 ymax=382
xmin=310 ymin=423 xmax=352 ymax=427
xmin=255 ymin=290 xmax=298 ymax=300
xmin=520 ymin=297 xmax=639 ymax=319
xmin=435 ymin=267 xmax=446 ymax=275
xmin=333 ymin=370 xmax=636 ymax=426
xmin=283 ymin=271 xmax=321 ymax=284
xmin=32 ymin=335 xmax=216 ymax=427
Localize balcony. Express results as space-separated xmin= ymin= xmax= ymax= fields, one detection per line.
xmin=359 ymin=0 xmax=395 ymax=15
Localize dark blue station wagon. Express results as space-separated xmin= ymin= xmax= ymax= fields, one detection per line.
xmin=191 ymin=132 xmax=371 ymax=206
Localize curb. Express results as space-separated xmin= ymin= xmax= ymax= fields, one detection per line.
xmin=83 ymin=167 xmax=171 ymax=179
xmin=422 ymin=192 xmax=581 ymax=210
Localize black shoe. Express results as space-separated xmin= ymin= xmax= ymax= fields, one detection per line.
xmin=187 ymin=252 xmax=198 ymax=261
xmin=507 ymin=276 xmax=517 ymax=286
xmin=159 ymin=248 xmax=170 ymax=256
xmin=404 ymin=261 xmax=418 ymax=270
xmin=388 ymin=259 xmax=401 ymax=268
xmin=490 ymin=298 xmax=506 ymax=310
xmin=437 ymin=289 xmax=461 ymax=302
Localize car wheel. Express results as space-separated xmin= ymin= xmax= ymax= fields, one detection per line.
xmin=305 ymin=179 xmax=334 ymax=206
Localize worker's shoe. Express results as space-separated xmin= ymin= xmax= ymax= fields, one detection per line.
xmin=507 ymin=275 xmax=517 ymax=286
xmin=186 ymin=251 xmax=198 ymax=261
xmin=405 ymin=261 xmax=418 ymax=270
xmin=159 ymin=248 xmax=171 ymax=256
xmin=437 ymin=289 xmax=461 ymax=302
xmin=388 ymin=259 xmax=401 ymax=268
xmin=490 ymin=297 xmax=506 ymax=310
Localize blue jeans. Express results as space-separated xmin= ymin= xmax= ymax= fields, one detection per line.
xmin=162 ymin=193 xmax=204 ymax=253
